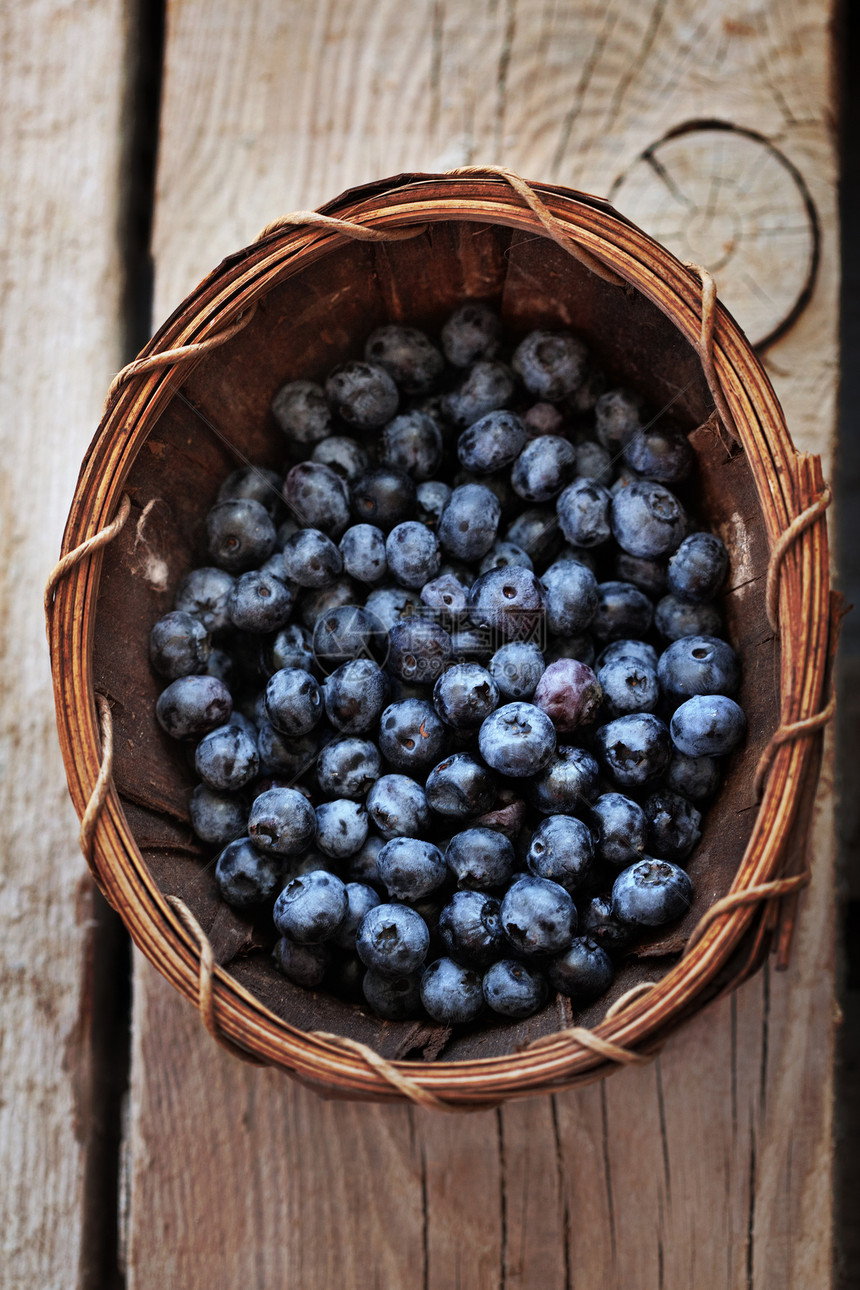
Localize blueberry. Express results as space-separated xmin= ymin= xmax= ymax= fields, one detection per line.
xmin=297 ymin=577 xmax=358 ymax=631
xmin=505 ymin=507 xmax=560 ymax=562
xmin=613 ymin=551 xmax=668 ymax=598
xmin=328 ymin=884 xmax=382 ymax=952
xmin=274 ymin=870 xmax=349 ymax=943
xmin=268 ymin=623 xmax=315 ymax=674
xmin=594 ymin=713 xmax=672 ymax=787
xmin=257 ymin=722 xmax=325 ymax=779
xmin=655 ymin=594 xmax=723 ymax=641
xmin=189 ymin=784 xmax=247 ymax=847
xmin=265 ymin=667 xmax=322 ymax=736
xmin=366 ymin=774 xmax=431 ymax=839
xmin=623 ymin=425 xmax=694 ymax=483
xmin=441 ymin=302 xmax=501 ymax=367
xmin=378 ymin=699 xmax=448 ymax=773
xmin=611 ymin=858 xmax=693 ymax=927
xmin=363 ymin=584 xmax=422 ymax=632
xmin=385 ymin=521 xmax=441 ymax=589
xmin=347 ymin=832 xmax=385 ymax=885
xmin=438 ymin=483 xmax=501 ymax=561
xmin=218 ymin=465 xmax=284 ymax=517
xmin=317 ymin=737 xmax=381 ymax=799
xmin=533 ymin=660 xmax=602 ymax=733
xmin=248 ymin=787 xmax=317 ymax=856
xmin=362 ymin=969 xmax=423 ymax=1019
xmin=323 ymin=658 xmax=390 ymax=733
xmin=541 ymin=559 xmax=599 ymax=635
xmin=468 ymin=566 xmax=545 ymax=642
xmin=203 ymin=648 xmax=235 ymax=685
xmin=379 ymin=411 xmax=443 ymax=479
xmin=273 ymin=937 xmax=330 ymax=988
xmin=524 ymin=401 xmax=565 ymax=436
xmin=439 ymin=891 xmax=505 ymax=967
xmin=479 ymin=541 xmax=535 ymax=576
xmin=416 ymin=480 xmax=452 ymax=528
xmin=479 ymin=702 xmax=556 ymax=776
xmin=443 ymin=360 xmax=516 ymax=427
xmin=420 ymin=572 xmax=470 ymax=618
xmin=657 ymin=636 xmax=740 ymax=704
xmin=667 ymin=532 xmax=729 ymax=602
xmin=206 ymin=498 xmax=276 ymax=572
xmin=526 ymin=815 xmax=593 ymax=892
xmin=314 ymin=797 xmax=369 ymax=859
xmin=528 ymin=746 xmax=600 ymax=814
xmin=271 ymin=379 xmax=332 ymax=445
xmin=150 ymin=611 xmax=210 ymax=679
xmin=458 ymin=410 xmax=527 ymax=475
xmin=483 ymin=959 xmax=548 ymax=1018
xmin=579 ymin=894 xmax=633 ymax=951
xmin=511 ymin=435 xmax=578 ymax=502
xmin=364 ymin=325 xmax=444 ymax=394
xmin=590 ymin=792 xmax=648 ymax=867
xmin=594 ymin=388 xmax=644 ymax=451
xmin=356 ymin=903 xmax=430 ymax=977
xmin=313 ymin=605 xmax=386 ymax=670
xmin=425 ymin=754 xmax=498 ymax=819
xmin=665 ymin=751 xmax=722 ymax=801
xmin=325 ymin=359 xmax=399 ymax=429
xmin=445 ymin=828 xmax=514 ymax=890
xmin=420 ymin=958 xmax=484 ymax=1024
xmin=174 ymin=567 xmax=235 ymax=637
xmin=610 ymin=481 xmax=687 ymax=558
xmin=282 ymin=529 xmax=343 ymax=588
xmin=643 ymin=791 xmax=702 ymax=862
xmin=548 ymin=938 xmax=614 ymax=999
xmin=575 ymin=440 xmax=613 ymax=482
xmin=215 ymin=837 xmax=283 ymax=910
xmin=597 ymin=656 xmax=660 ymax=718
xmin=387 ymin=617 xmax=454 ymax=684
xmin=195 ymin=723 xmax=260 ymax=792
xmin=489 ymin=641 xmax=545 ymax=700
xmin=283 ymin=462 xmax=351 ymax=537
xmin=433 ymin=663 xmax=499 ymax=730
xmin=512 ymin=330 xmax=588 ymax=400
xmin=596 ymin=638 xmax=659 ymax=671
xmin=228 ymin=570 xmax=294 ymax=634
xmin=337 ymin=524 xmax=387 ymax=585
xmin=310 ymin=435 xmax=370 ymax=482
xmin=591 ymin=581 xmax=654 ymax=643
xmin=350 ymin=467 xmax=417 ymax=532
xmin=556 ymin=477 xmax=612 ymax=548
xmin=670 ymin=695 xmax=746 ymax=757
xmin=377 ymin=837 xmax=447 ymax=901
xmin=157 ymin=675 xmax=233 ymax=740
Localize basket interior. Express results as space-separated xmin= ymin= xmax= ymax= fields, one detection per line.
xmin=92 ymin=219 xmax=777 ymax=1062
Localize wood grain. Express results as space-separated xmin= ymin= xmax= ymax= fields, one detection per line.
xmin=122 ymin=0 xmax=839 ymax=1285
xmin=0 ymin=1 xmax=129 ymax=1286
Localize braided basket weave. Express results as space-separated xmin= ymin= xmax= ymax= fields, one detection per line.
xmin=47 ymin=171 xmax=836 ymax=1108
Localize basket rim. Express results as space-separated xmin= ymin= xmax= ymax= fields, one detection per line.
xmin=48 ymin=171 xmax=833 ymax=1104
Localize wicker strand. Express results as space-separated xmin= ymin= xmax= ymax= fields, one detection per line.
xmin=526 ymin=1025 xmax=652 ymax=1066
xmin=683 ymin=873 xmax=810 ymax=956
xmin=309 ymin=1031 xmax=488 ymax=1112
xmin=753 ymin=692 xmax=836 ymax=801
xmin=44 ymin=492 xmax=132 ymax=628
xmin=765 ymin=486 xmax=833 ymax=632
xmin=256 ymin=209 xmax=427 ymax=244
xmin=165 ymin=896 xmax=268 ymax=1067
xmin=79 ymin=694 xmax=115 ymax=865
xmin=683 ymin=262 xmax=741 ymax=444
xmin=445 ymin=165 xmax=626 ymax=287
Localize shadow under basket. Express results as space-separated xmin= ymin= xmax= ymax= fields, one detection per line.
xmin=48 ymin=172 xmax=836 ymax=1108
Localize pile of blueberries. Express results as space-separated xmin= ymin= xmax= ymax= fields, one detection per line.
xmin=149 ymin=303 xmax=746 ymax=1029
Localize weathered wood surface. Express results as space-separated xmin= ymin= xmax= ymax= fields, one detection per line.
xmin=116 ymin=2 xmax=839 ymax=1288
xmin=0 ymin=2 xmax=129 ymax=1287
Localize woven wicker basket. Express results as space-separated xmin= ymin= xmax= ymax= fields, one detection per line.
xmin=47 ymin=170 xmax=836 ymax=1108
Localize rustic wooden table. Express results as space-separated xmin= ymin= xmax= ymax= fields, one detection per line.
xmin=2 ymin=2 xmax=839 ymax=1286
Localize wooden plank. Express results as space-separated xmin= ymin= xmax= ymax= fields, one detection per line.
xmin=0 ymin=1 xmax=130 ymax=1287
xmin=125 ymin=1 xmax=838 ymax=1286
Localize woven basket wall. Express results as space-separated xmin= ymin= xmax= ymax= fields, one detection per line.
xmin=47 ymin=172 xmax=835 ymax=1107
